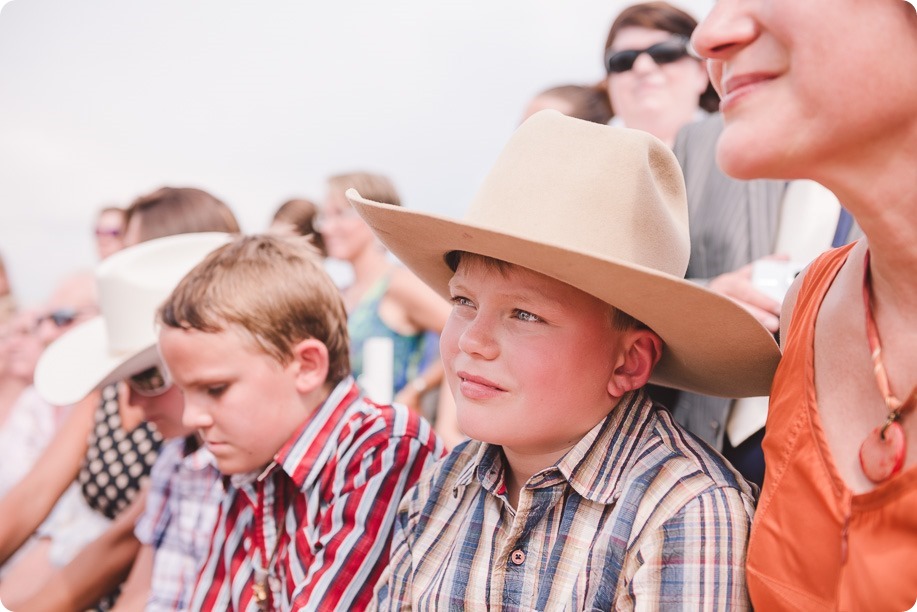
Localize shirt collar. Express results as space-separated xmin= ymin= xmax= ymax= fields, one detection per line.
xmin=266 ymin=377 xmax=361 ymax=489
xmin=181 ymin=434 xmax=217 ymax=471
xmin=458 ymin=389 xmax=657 ymax=505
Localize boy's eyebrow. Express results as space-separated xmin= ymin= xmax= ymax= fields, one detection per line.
xmin=448 ymin=276 xmax=567 ymax=312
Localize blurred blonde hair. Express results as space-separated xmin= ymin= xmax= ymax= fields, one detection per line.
xmin=327 ymin=172 xmax=401 ymax=207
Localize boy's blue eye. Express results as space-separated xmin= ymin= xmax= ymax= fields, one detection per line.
xmin=450 ymin=296 xmax=473 ymax=308
xmin=513 ymin=309 xmax=542 ymax=323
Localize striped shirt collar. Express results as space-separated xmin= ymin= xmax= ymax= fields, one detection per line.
xmin=454 ymin=389 xmax=652 ymax=505
xmin=229 ymin=377 xmax=361 ymax=490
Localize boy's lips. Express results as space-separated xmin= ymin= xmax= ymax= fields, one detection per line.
xmin=457 ymin=371 xmax=506 ymax=400
xmin=719 ymin=72 xmax=776 ymax=112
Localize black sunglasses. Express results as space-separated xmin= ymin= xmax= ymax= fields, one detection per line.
xmin=36 ymin=307 xmax=83 ymax=328
xmin=605 ymin=36 xmax=693 ymax=74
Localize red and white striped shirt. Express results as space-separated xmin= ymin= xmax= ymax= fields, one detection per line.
xmin=190 ymin=378 xmax=444 ymax=611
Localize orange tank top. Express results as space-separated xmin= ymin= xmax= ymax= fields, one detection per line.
xmin=746 ymin=244 xmax=917 ymax=611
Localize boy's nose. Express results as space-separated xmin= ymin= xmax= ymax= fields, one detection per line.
xmin=181 ymin=399 xmax=212 ymax=430
xmin=457 ymin=317 xmax=499 ymax=360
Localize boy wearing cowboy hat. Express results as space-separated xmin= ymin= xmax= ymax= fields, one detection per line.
xmin=350 ymin=110 xmax=780 ymax=610
xmin=156 ymin=234 xmax=444 ymax=611
xmin=19 ymin=233 xmax=230 ymax=611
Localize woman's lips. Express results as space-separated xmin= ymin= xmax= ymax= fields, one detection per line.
xmin=719 ymin=72 xmax=776 ymax=112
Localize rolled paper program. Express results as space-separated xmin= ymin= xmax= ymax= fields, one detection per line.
xmin=361 ymin=336 xmax=394 ymax=404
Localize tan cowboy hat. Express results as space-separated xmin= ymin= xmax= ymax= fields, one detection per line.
xmin=34 ymin=232 xmax=232 ymax=406
xmin=346 ymin=110 xmax=779 ymax=398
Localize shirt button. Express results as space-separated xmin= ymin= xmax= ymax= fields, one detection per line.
xmin=510 ymin=549 xmax=526 ymax=565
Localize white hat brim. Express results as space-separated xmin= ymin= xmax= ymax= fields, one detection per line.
xmin=34 ymin=316 xmax=161 ymax=406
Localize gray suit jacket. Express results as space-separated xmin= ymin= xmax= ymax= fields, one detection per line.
xmin=670 ymin=114 xmax=859 ymax=448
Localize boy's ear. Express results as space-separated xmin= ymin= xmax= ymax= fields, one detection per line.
xmin=289 ymin=338 xmax=330 ymax=394
xmin=608 ymin=330 xmax=663 ymax=399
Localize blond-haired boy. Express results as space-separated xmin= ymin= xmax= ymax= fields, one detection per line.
xmin=349 ymin=111 xmax=781 ymax=610
xmin=157 ymin=235 xmax=444 ymax=610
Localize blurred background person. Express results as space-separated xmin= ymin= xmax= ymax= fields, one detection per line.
xmin=93 ymin=206 xmax=127 ymax=261
xmin=268 ymin=197 xmax=326 ymax=256
xmin=0 ymin=271 xmax=97 ymax=496
xmin=521 ymin=83 xmax=613 ymax=125
xmin=0 ymin=252 xmax=15 ymax=324
xmin=317 ymin=172 xmax=450 ymax=417
xmin=0 ymin=186 xmax=240 ymax=608
xmin=603 ymin=1 xmax=716 ymax=147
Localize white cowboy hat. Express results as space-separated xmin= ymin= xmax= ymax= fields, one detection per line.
xmin=34 ymin=232 xmax=232 ymax=406
xmin=346 ymin=110 xmax=780 ymax=398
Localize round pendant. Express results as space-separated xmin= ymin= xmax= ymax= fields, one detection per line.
xmin=858 ymin=420 xmax=906 ymax=483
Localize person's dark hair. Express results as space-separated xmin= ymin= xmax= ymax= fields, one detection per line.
xmin=272 ymin=198 xmax=326 ymax=255
xmin=124 ymin=187 xmax=240 ymax=243
xmin=604 ymin=1 xmax=719 ymax=112
xmin=532 ymin=84 xmax=614 ymax=124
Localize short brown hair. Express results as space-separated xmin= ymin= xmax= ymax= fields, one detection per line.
xmin=272 ymin=198 xmax=326 ymax=255
xmin=159 ymin=234 xmax=350 ymax=384
xmin=445 ymin=251 xmax=646 ymax=332
xmin=125 ymin=187 xmax=240 ymax=243
xmin=604 ymin=2 xmax=719 ymax=113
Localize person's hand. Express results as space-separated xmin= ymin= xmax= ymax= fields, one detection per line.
xmin=707 ymin=255 xmax=789 ymax=333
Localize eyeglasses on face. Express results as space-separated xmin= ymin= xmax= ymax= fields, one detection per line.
xmin=605 ymin=35 xmax=693 ymax=74
xmin=127 ymin=365 xmax=173 ymax=397
xmin=35 ymin=308 xmax=85 ymax=328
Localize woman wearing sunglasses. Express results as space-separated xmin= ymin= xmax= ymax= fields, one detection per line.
xmin=691 ymin=0 xmax=917 ymax=608
xmin=603 ymin=2 xmax=718 ymax=147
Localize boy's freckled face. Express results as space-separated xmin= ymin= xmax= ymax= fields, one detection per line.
xmin=441 ymin=258 xmax=625 ymax=456
xmin=158 ymin=326 xmax=309 ymax=475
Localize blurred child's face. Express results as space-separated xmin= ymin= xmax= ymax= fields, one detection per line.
xmin=441 ymin=257 xmax=626 ymax=458
xmin=159 ymin=325 xmax=309 ymax=474
xmin=125 ymin=373 xmax=187 ymax=439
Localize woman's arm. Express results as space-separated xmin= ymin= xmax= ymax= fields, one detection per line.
xmin=0 ymin=391 xmax=96 ymax=563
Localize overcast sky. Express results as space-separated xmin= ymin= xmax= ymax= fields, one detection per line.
xmin=0 ymin=0 xmax=712 ymax=306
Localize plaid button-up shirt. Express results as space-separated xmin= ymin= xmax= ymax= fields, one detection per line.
xmin=374 ymin=389 xmax=756 ymax=611
xmin=190 ymin=378 xmax=444 ymax=611
xmin=135 ymin=435 xmax=222 ymax=612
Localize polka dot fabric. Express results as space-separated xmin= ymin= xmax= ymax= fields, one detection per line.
xmin=78 ymin=384 xmax=162 ymax=520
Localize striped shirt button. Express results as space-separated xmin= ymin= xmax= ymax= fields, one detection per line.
xmin=510 ymin=549 xmax=526 ymax=565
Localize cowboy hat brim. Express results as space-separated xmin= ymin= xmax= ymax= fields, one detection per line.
xmin=348 ymin=191 xmax=780 ymax=398
xmin=34 ymin=314 xmax=162 ymax=406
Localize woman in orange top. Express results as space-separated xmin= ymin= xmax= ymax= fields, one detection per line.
xmin=693 ymin=1 xmax=917 ymax=609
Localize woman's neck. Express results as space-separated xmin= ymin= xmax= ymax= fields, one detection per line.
xmin=350 ymin=245 xmax=391 ymax=285
xmin=819 ymin=137 xmax=917 ymax=306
